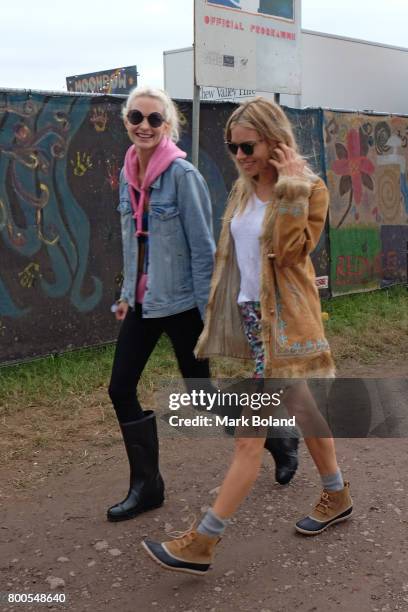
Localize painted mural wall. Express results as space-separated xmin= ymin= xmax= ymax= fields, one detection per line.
xmin=0 ymin=91 xmax=406 ymax=364
xmin=0 ymin=93 xmax=235 ymax=364
xmin=324 ymin=111 xmax=408 ymax=295
xmin=0 ymin=92 xmax=126 ymax=364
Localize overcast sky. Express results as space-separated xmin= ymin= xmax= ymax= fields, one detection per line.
xmin=0 ymin=0 xmax=407 ymax=92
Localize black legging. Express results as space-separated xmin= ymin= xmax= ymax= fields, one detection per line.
xmin=108 ymin=304 xmax=210 ymax=423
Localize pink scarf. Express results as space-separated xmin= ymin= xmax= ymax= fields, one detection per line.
xmin=123 ymin=137 xmax=187 ymax=236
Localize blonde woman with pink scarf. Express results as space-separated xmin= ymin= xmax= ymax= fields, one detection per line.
xmin=106 ymin=86 xmax=215 ymax=522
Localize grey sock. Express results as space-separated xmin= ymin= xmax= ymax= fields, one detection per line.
xmin=197 ymin=508 xmax=227 ymax=537
xmin=321 ymin=468 xmax=344 ymax=492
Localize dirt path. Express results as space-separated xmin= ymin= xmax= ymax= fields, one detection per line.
xmin=2 ymin=438 xmax=408 ymax=612
xmin=1 ymin=364 xmax=407 ymax=612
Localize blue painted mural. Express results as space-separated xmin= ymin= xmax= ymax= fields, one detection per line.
xmin=0 ymin=92 xmax=124 ymax=362
xmin=0 ymin=93 xmax=234 ymax=364
xmin=0 ymin=94 xmax=102 ymax=314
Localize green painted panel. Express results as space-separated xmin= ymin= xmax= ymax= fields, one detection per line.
xmin=330 ymin=226 xmax=382 ymax=295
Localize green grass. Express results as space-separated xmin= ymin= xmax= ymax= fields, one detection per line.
xmin=0 ymin=285 xmax=407 ymax=410
xmin=322 ymin=285 xmax=408 ymax=334
xmin=322 ymin=285 xmax=408 ymax=363
xmin=0 ymin=345 xmax=115 ymax=401
xmin=0 ymin=286 xmax=406 ymax=479
xmin=0 ymin=336 xmax=174 ymax=414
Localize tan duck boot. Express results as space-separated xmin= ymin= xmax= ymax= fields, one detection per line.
xmin=295 ymin=481 xmax=353 ymax=535
xmin=142 ymin=529 xmax=220 ymax=575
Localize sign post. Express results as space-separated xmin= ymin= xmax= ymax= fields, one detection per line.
xmin=193 ymin=0 xmax=302 ymax=102
xmin=192 ymin=80 xmax=201 ymax=168
xmin=192 ymin=1 xmax=201 ymax=168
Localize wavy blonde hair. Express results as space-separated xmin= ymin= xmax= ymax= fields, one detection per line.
xmin=225 ymin=97 xmax=318 ymax=214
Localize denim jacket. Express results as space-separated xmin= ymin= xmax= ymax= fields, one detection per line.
xmin=118 ymin=158 xmax=215 ymax=319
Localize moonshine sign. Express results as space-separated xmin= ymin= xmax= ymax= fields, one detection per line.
xmin=194 ymin=0 xmax=301 ymax=93
xmin=66 ymin=66 xmax=138 ymax=95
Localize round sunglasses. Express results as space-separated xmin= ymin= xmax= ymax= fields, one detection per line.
xmin=127 ymin=110 xmax=165 ymax=128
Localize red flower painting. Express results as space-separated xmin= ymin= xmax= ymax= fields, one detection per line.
xmin=331 ymin=129 xmax=375 ymax=228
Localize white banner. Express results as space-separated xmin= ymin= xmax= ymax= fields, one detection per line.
xmin=194 ymin=0 xmax=301 ymax=93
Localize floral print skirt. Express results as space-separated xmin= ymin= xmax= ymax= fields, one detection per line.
xmin=238 ymin=301 xmax=265 ymax=378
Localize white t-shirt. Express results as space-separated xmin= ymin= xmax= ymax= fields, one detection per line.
xmin=230 ymin=193 xmax=267 ymax=303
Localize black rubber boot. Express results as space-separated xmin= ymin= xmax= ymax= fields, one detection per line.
xmin=264 ymin=436 xmax=299 ymax=485
xmin=107 ymin=410 xmax=165 ymax=522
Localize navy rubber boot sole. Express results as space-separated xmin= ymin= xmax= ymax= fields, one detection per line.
xmin=295 ymin=506 xmax=353 ymax=535
xmin=141 ymin=540 xmax=210 ymax=576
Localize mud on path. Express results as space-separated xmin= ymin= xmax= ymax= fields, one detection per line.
xmin=1 ymin=362 xmax=407 ymax=612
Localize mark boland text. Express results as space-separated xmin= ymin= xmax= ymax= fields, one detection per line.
xmin=168 ymin=415 xmax=296 ymax=428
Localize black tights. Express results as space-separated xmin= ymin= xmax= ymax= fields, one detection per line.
xmin=108 ymin=305 xmax=210 ymax=424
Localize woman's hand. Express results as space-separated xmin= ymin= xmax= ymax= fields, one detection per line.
xmin=268 ymin=143 xmax=306 ymax=178
xmin=115 ymin=300 xmax=129 ymax=321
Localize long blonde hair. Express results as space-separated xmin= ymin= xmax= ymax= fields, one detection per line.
xmin=225 ymin=97 xmax=318 ymax=214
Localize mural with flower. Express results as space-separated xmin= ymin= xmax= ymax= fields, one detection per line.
xmin=331 ymin=128 xmax=375 ymax=228
xmin=1 ymin=94 xmax=407 ymax=361
xmin=325 ymin=111 xmax=408 ymax=295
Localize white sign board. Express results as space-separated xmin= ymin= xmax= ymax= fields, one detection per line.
xmin=194 ymin=0 xmax=301 ymax=94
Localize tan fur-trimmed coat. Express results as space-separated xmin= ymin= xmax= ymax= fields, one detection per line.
xmin=195 ymin=176 xmax=335 ymax=378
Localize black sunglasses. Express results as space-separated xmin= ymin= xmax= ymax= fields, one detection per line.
xmin=127 ymin=110 xmax=165 ymax=128
xmin=225 ymin=140 xmax=263 ymax=156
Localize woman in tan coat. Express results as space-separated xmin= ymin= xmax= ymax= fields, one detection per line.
xmin=142 ymin=98 xmax=353 ymax=575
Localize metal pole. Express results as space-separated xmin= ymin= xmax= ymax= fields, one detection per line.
xmin=274 ymin=92 xmax=281 ymax=105
xmin=192 ymin=81 xmax=201 ymax=168
xmin=192 ymin=4 xmax=200 ymax=168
